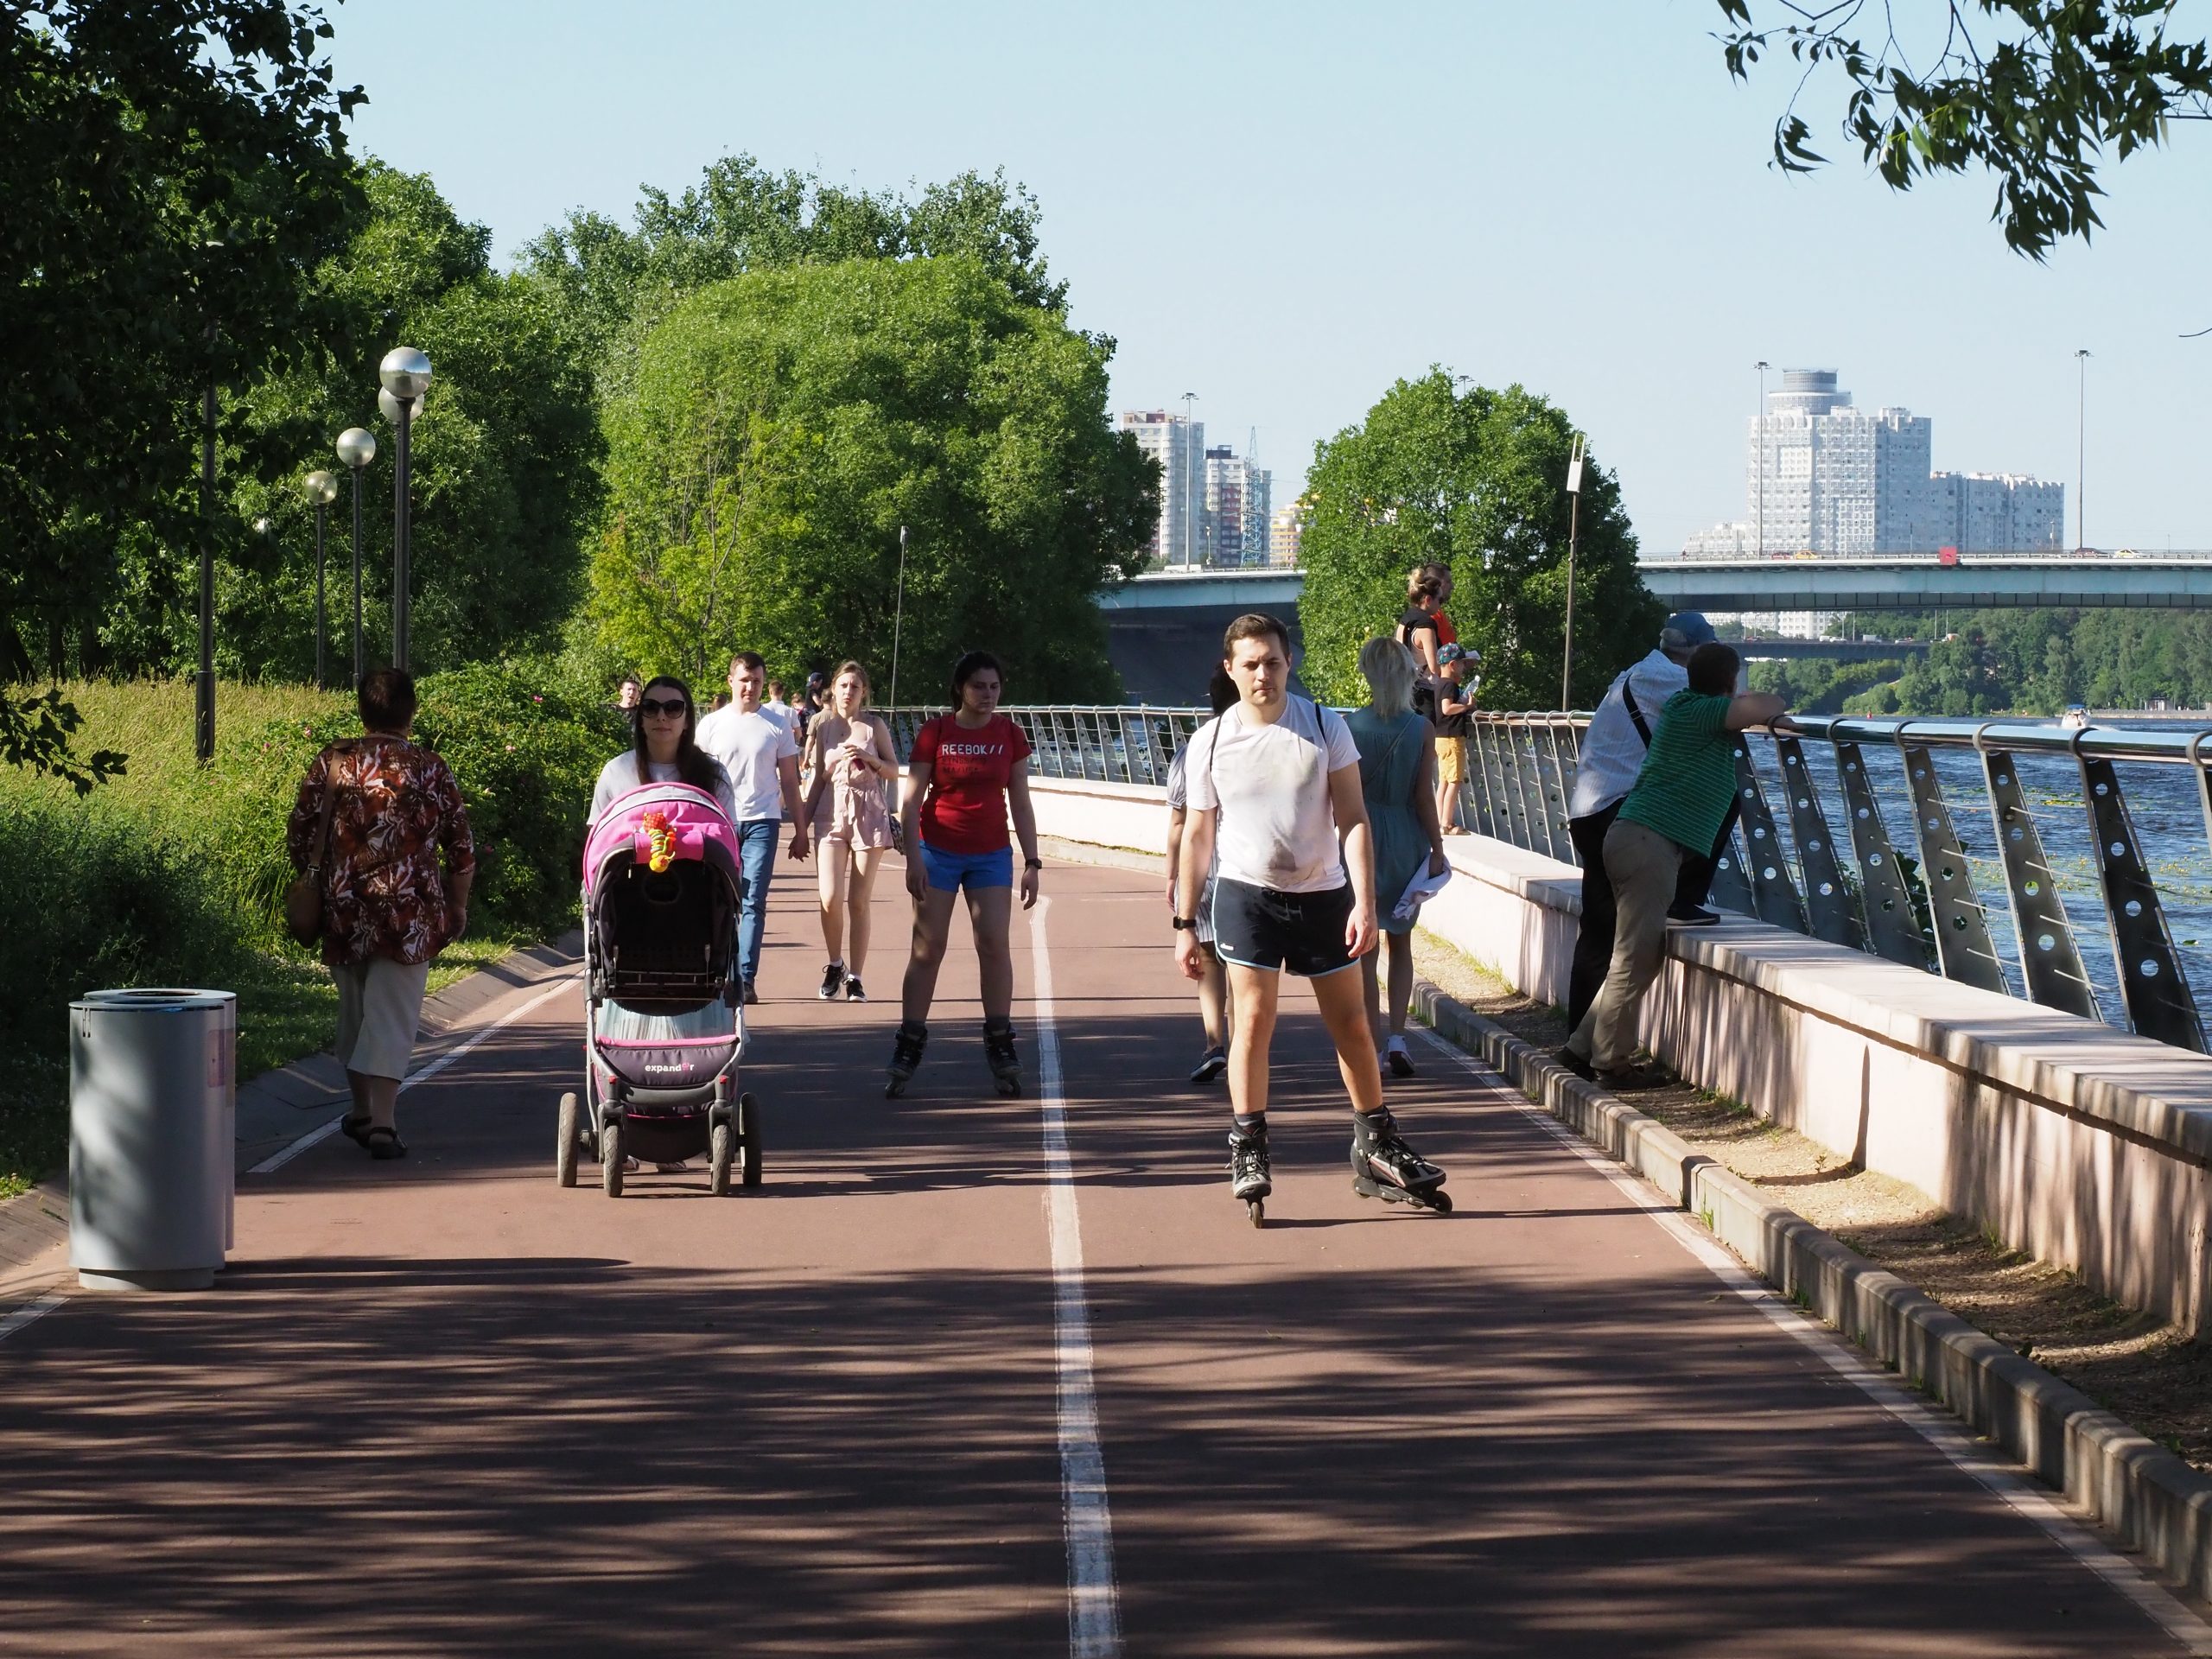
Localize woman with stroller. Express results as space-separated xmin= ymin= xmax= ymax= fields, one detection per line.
xmin=803 ymin=660 xmax=899 ymax=1003
xmin=1345 ymin=637 xmax=1449 ymax=1078
xmin=885 ymin=651 xmax=1042 ymax=1097
xmin=286 ymin=667 xmax=475 ymax=1161
xmin=589 ymin=674 xmax=737 ymax=825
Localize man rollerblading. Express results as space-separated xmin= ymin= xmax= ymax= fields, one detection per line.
xmin=885 ymin=1020 xmax=927 ymax=1097
xmin=1174 ymin=613 xmax=1450 ymax=1227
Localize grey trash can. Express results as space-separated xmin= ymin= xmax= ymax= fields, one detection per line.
xmin=69 ymin=988 xmax=238 ymax=1291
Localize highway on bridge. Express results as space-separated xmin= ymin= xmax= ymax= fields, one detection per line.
xmin=2 ymin=855 xmax=2205 ymax=1656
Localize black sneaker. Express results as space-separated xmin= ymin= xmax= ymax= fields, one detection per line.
xmin=1554 ymin=1046 xmax=1596 ymax=1082
xmin=844 ymin=975 xmax=866 ymax=1002
xmin=1189 ymin=1045 xmax=1227 ymax=1084
xmin=1667 ymin=905 xmax=1720 ymax=927
xmin=742 ymin=979 xmax=760 ymax=1006
xmin=1597 ymin=1061 xmax=1674 ymax=1091
xmin=818 ymin=963 xmax=847 ymax=1001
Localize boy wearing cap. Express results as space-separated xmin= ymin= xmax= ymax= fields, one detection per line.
xmin=1432 ymin=644 xmax=1477 ymax=834
xmin=1560 ymin=644 xmax=1791 ymax=1089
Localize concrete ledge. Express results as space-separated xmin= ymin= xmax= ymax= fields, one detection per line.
xmin=1414 ymin=978 xmax=2212 ymax=1601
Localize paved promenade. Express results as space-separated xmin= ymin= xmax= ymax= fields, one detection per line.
xmin=2 ymin=856 xmax=2206 ymax=1656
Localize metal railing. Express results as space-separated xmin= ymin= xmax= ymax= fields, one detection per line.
xmin=882 ymin=702 xmax=2212 ymax=1053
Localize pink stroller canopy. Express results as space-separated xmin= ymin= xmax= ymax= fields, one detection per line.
xmin=584 ymin=783 xmax=741 ymax=897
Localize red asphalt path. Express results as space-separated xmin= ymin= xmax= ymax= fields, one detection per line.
xmin=1 ymin=853 xmax=2206 ymax=1656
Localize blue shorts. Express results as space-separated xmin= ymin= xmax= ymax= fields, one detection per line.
xmin=918 ymin=842 xmax=1014 ymax=893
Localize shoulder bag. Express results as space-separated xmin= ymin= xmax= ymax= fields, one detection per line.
xmin=284 ymin=741 xmax=353 ymax=946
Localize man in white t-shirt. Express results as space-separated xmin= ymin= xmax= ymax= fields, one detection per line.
xmin=1173 ymin=613 xmax=1450 ymax=1223
xmin=761 ymin=679 xmax=797 ymax=736
xmin=695 ymin=651 xmax=807 ymax=1003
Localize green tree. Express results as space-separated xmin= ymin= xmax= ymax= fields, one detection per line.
xmin=1717 ymin=2 xmax=2212 ymax=257
xmin=1296 ymin=372 xmax=1660 ymax=709
xmin=588 ymin=257 xmax=1155 ymax=700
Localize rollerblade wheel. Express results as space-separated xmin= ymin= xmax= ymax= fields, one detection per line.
xmin=1427 ymin=1187 xmax=1453 ymax=1214
xmin=737 ymin=1092 xmax=761 ymax=1188
xmin=556 ymin=1092 xmax=580 ymax=1189
xmin=601 ymin=1119 xmax=625 ymax=1198
xmin=884 ymin=1077 xmax=906 ymax=1099
xmin=709 ymin=1122 xmax=733 ymax=1196
xmin=1245 ymin=1198 xmax=1265 ymax=1228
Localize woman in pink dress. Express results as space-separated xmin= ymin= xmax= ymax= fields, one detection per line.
xmin=801 ymin=661 xmax=899 ymax=1002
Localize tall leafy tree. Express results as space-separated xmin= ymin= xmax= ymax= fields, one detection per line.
xmin=1298 ymin=372 xmax=1659 ymax=709
xmin=589 ymin=257 xmax=1154 ymax=701
xmin=1 ymin=0 xmax=364 ymax=776
xmin=1717 ymin=2 xmax=2212 ymax=257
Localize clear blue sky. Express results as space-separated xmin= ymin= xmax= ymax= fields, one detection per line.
xmin=327 ymin=0 xmax=2212 ymax=554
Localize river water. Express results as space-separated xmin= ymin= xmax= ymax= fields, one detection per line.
xmin=1737 ymin=719 xmax=2212 ymax=1027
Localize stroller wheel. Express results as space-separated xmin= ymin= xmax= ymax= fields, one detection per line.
xmin=601 ymin=1118 xmax=625 ymax=1198
xmin=738 ymin=1092 xmax=762 ymax=1188
xmin=556 ymin=1092 xmax=580 ymax=1188
xmin=709 ymin=1122 xmax=733 ymax=1196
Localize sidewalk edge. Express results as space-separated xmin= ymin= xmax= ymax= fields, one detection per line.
xmin=1412 ymin=978 xmax=2212 ymax=1603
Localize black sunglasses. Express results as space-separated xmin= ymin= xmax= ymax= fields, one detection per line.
xmin=638 ymin=696 xmax=689 ymax=718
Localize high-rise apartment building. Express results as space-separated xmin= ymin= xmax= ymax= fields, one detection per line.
xmin=1688 ymin=369 xmax=2063 ymax=556
xmin=1118 ymin=410 xmax=1207 ymax=568
xmin=1268 ymin=501 xmax=1306 ymax=568
xmin=1204 ymin=445 xmax=1273 ymax=567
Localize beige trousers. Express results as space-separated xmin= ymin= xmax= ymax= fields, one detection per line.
xmin=334 ymin=956 xmax=431 ymax=1081
xmin=1566 ymin=817 xmax=1684 ymax=1071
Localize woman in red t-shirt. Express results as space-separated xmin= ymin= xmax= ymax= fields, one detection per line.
xmin=886 ymin=651 xmax=1042 ymax=1097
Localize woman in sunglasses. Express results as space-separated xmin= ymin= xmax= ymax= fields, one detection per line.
xmin=588 ymin=674 xmax=739 ymax=825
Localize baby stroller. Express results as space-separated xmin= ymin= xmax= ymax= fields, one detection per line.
xmin=557 ymin=781 xmax=760 ymax=1197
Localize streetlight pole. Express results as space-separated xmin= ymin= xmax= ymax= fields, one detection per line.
xmin=2075 ymin=348 xmax=2091 ymax=552
xmin=378 ymin=347 xmax=432 ymax=670
xmin=305 ymin=471 xmax=338 ymax=689
xmin=1754 ymin=360 xmax=1770 ymax=559
xmin=1562 ymin=435 xmax=1586 ymax=710
xmin=1179 ymin=390 xmax=1199 ymax=569
xmin=197 ymin=378 xmax=217 ymax=764
xmin=335 ymin=428 xmax=376 ymax=689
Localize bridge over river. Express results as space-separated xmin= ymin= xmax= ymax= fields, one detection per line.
xmin=4 ymin=799 xmax=2210 ymax=1652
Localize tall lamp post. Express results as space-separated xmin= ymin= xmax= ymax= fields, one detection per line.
xmin=378 ymin=346 xmax=431 ymax=668
xmin=2075 ymin=348 xmax=2091 ymax=552
xmin=1561 ymin=435 xmax=1586 ymax=710
xmin=335 ymin=428 xmax=376 ymax=688
xmin=1754 ymin=360 xmax=1770 ymax=559
xmin=1179 ymin=390 xmax=1199 ymax=569
xmin=304 ymin=471 xmax=339 ymax=687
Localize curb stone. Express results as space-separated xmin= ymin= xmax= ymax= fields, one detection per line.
xmin=0 ymin=930 xmax=583 ymax=1285
xmin=1412 ymin=977 xmax=2212 ymax=1604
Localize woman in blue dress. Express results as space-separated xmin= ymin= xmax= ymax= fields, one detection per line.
xmin=1343 ymin=636 xmax=1449 ymax=1078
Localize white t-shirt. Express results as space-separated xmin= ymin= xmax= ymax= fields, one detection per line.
xmin=694 ymin=705 xmax=799 ymax=822
xmin=760 ymin=699 xmax=797 ymax=737
xmin=589 ymin=753 xmax=737 ymax=825
xmin=1185 ymin=697 xmax=1360 ymax=893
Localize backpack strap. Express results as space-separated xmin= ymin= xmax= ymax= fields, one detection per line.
xmin=1620 ymin=680 xmax=1654 ymax=746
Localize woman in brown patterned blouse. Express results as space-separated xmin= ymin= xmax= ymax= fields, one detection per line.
xmin=286 ymin=668 xmax=475 ymax=1160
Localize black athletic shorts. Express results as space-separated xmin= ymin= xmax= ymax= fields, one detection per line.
xmin=1210 ymin=877 xmax=1357 ymax=978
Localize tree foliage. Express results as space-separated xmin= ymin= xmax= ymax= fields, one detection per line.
xmin=1296 ymin=372 xmax=1661 ymax=710
xmin=1828 ymin=607 xmax=2212 ymax=714
xmin=588 ymin=257 xmax=1155 ymax=702
xmin=1717 ymin=1 xmax=2212 ymax=257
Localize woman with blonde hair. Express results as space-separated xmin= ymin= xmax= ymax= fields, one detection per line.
xmin=1345 ymin=636 xmax=1448 ymax=1077
xmin=802 ymin=660 xmax=899 ymax=1001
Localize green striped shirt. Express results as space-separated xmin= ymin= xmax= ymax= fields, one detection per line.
xmin=1618 ymin=690 xmax=1736 ymax=855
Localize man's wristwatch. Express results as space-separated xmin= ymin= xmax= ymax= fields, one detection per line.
xmin=1171 ymin=915 xmax=1197 ymax=931
xmin=1025 ymin=857 xmax=1043 ymax=870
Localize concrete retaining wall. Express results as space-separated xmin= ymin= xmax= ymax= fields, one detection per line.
xmin=1027 ymin=776 xmax=2212 ymax=1334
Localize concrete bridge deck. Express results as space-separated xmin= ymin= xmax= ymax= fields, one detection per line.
xmin=2 ymin=855 xmax=2206 ymax=1656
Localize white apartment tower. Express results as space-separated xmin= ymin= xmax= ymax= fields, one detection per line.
xmin=1204 ymin=445 xmax=1273 ymax=568
xmin=1118 ymin=410 xmax=1207 ymax=568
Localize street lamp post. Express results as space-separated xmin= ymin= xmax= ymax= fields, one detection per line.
xmin=304 ymin=471 xmax=339 ymax=688
xmin=1562 ymin=435 xmax=1586 ymax=710
xmin=1754 ymin=360 xmax=1770 ymax=559
xmin=2075 ymin=348 xmax=2091 ymax=553
xmin=1179 ymin=391 xmax=1199 ymax=569
xmin=378 ymin=346 xmax=431 ymax=669
xmin=335 ymin=428 xmax=376 ymax=688
xmin=197 ymin=379 xmax=218 ymax=765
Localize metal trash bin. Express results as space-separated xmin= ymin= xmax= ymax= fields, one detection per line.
xmin=69 ymin=988 xmax=237 ymax=1291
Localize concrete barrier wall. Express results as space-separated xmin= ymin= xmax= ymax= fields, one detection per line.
xmin=1027 ymin=776 xmax=2212 ymax=1334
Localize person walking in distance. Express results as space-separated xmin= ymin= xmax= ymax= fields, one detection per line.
xmin=1560 ymin=643 xmax=1790 ymax=1088
xmin=1175 ymin=613 xmax=1450 ymax=1224
xmin=1345 ymin=636 xmax=1449 ymax=1079
xmin=886 ymin=652 xmax=1043 ymax=1097
xmin=1561 ymin=613 xmax=1732 ymax=1033
xmin=762 ymin=678 xmax=798 ymax=736
xmin=803 ymin=661 xmax=898 ymax=1002
xmin=1165 ymin=666 xmax=1240 ymax=1083
xmin=695 ymin=652 xmax=807 ymax=1004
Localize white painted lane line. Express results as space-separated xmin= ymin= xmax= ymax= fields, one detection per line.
xmin=1414 ymin=1028 xmax=2212 ymax=1656
xmin=0 ymin=1290 xmax=67 ymax=1347
xmin=248 ymin=970 xmax=582 ymax=1176
xmin=1030 ymin=897 xmax=1123 ymax=1658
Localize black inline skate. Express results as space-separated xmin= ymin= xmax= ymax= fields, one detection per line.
xmin=1227 ymin=1119 xmax=1272 ymax=1227
xmin=1350 ymin=1108 xmax=1451 ymax=1213
xmin=983 ymin=1016 xmax=1021 ymax=1097
xmin=884 ymin=1020 xmax=927 ymax=1097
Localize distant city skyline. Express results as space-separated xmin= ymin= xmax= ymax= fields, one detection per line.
xmin=324 ymin=3 xmax=2212 ymax=558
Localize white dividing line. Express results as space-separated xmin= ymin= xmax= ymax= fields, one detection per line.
xmin=0 ymin=1290 xmax=67 ymax=1346
xmin=1029 ymin=897 xmax=1123 ymax=1658
xmin=1414 ymin=1027 xmax=2212 ymax=1656
xmin=247 ymin=970 xmax=582 ymax=1175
